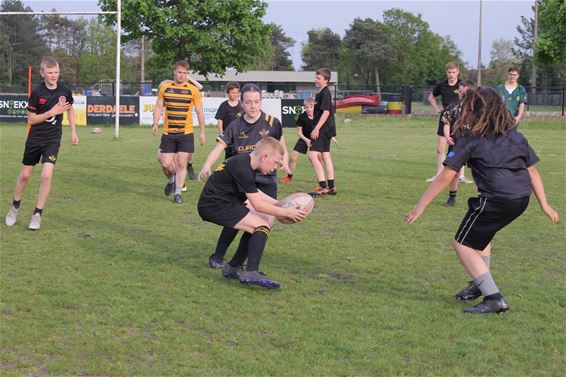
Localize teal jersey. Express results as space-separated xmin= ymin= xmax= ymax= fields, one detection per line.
xmin=497 ymin=83 xmax=527 ymax=117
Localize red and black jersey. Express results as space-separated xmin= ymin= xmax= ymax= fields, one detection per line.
xmin=27 ymin=82 xmax=73 ymax=142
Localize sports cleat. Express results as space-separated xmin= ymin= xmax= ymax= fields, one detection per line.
xmin=279 ymin=176 xmax=293 ymax=183
xmin=181 ymin=185 xmax=188 ymax=192
xmin=309 ymin=186 xmax=328 ymax=197
xmin=455 ymin=281 xmax=482 ymax=301
xmin=463 ymin=296 xmax=509 ymax=314
xmin=5 ymin=206 xmax=19 ymax=226
xmin=222 ymin=264 xmax=242 ymax=279
xmin=239 ymin=270 xmax=281 ymax=289
xmin=458 ymin=176 xmax=474 ymax=184
xmin=209 ymin=254 xmax=224 ymax=269
xmin=445 ymin=196 xmax=456 ymax=207
xmin=164 ymin=181 xmax=175 ymax=196
xmin=326 ymin=187 xmax=337 ymax=195
xmin=28 ymin=213 xmax=41 ymax=230
xmin=187 ymin=165 xmax=196 ymax=180
xmin=173 ymin=194 xmax=183 ymax=203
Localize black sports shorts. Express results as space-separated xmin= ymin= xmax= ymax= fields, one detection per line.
xmin=293 ymin=139 xmax=309 ymax=154
xmin=310 ymin=135 xmax=331 ymax=153
xmin=198 ymin=201 xmax=250 ymax=228
xmin=159 ymin=133 xmax=194 ymax=153
xmin=437 ymin=112 xmax=446 ymax=137
xmin=454 ymin=196 xmax=530 ymax=251
xmin=22 ymin=139 xmax=61 ymax=165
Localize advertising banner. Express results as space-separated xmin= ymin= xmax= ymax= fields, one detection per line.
xmin=281 ymin=99 xmax=305 ymax=128
xmin=0 ymin=95 xmax=28 ymax=123
xmin=87 ymin=96 xmax=139 ymax=125
xmin=63 ymin=95 xmax=87 ymax=126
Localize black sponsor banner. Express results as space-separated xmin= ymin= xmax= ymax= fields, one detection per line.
xmin=280 ymin=99 xmax=305 ymax=128
xmin=0 ymin=95 xmax=29 ymax=123
xmin=86 ymin=96 xmax=139 ymax=125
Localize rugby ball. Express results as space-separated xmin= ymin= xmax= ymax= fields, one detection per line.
xmin=91 ymin=127 xmax=102 ymax=134
xmin=276 ymin=193 xmax=314 ymax=224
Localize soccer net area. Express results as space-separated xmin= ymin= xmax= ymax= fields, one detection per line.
xmin=0 ymin=1 xmax=124 ymax=138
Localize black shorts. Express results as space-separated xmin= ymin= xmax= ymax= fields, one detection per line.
xmin=310 ymin=135 xmax=331 ymax=153
xmin=198 ymin=201 xmax=250 ymax=228
xmin=159 ymin=133 xmax=194 ymax=153
xmin=436 ymin=112 xmax=447 ymax=137
xmin=293 ymin=139 xmax=309 ymax=154
xmin=455 ymin=196 xmax=530 ymax=250
xmin=22 ymin=139 xmax=61 ymax=165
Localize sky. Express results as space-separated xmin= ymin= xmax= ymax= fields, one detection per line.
xmin=17 ymin=0 xmax=534 ymax=69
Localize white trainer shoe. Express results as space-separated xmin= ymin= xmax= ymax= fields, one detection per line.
xmin=5 ymin=206 xmax=19 ymax=226
xmin=28 ymin=213 xmax=42 ymax=230
xmin=458 ymin=176 xmax=474 ymax=184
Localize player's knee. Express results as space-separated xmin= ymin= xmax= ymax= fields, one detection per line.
xmin=40 ymin=169 xmax=53 ymax=183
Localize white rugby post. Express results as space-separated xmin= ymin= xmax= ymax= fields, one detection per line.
xmin=0 ymin=3 xmax=123 ymax=138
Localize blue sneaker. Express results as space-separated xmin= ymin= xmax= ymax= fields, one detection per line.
xmin=239 ymin=270 xmax=280 ymax=289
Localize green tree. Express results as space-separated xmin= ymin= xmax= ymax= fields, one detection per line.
xmin=382 ymin=8 xmax=463 ymax=85
xmin=301 ymin=27 xmax=341 ymax=71
xmin=483 ymin=39 xmax=520 ymax=86
xmin=0 ymin=0 xmax=47 ymax=85
xmin=535 ymin=0 xmax=566 ymax=65
xmin=268 ymin=23 xmax=294 ymax=71
xmin=99 ymin=0 xmax=270 ymax=75
xmin=343 ymin=18 xmax=394 ymax=91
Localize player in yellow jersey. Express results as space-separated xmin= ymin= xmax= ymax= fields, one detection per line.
xmin=152 ymin=61 xmax=205 ymax=203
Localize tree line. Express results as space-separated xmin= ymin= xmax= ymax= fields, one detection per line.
xmin=1 ymin=0 xmax=564 ymax=90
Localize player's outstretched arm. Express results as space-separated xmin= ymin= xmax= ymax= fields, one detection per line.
xmin=405 ymin=166 xmax=457 ymax=224
xmin=246 ymin=192 xmax=306 ymax=222
xmin=528 ymin=165 xmax=559 ymax=223
xmin=198 ymin=142 xmax=225 ymax=181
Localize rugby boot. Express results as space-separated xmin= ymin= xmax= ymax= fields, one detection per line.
xmin=5 ymin=206 xmax=19 ymax=226
xmin=209 ymin=254 xmax=224 ymax=269
xmin=455 ymin=281 xmax=482 ymax=301
xmin=222 ymin=263 xmax=242 ymax=279
xmin=239 ymin=270 xmax=281 ymax=289
xmin=463 ymin=296 xmax=509 ymax=314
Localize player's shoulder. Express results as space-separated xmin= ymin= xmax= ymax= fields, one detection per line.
xmin=262 ymin=112 xmax=281 ymax=127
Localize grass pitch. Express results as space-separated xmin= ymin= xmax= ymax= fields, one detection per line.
xmin=1 ymin=117 xmax=565 ymax=376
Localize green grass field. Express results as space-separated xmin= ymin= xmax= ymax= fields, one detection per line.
xmin=1 ymin=117 xmax=565 ymax=376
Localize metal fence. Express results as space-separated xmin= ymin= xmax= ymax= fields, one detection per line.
xmin=1 ymin=81 xmax=564 ymax=116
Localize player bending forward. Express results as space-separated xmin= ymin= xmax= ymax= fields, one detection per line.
xmin=198 ymin=137 xmax=306 ymax=289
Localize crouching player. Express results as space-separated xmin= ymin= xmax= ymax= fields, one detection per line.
xmin=198 ymin=137 xmax=306 ymax=289
xmin=405 ymin=87 xmax=559 ymax=314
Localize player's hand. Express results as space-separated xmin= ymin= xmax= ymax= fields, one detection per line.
xmin=311 ymin=128 xmax=319 ymax=140
xmin=436 ymin=107 xmax=443 ymax=114
xmin=279 ymin=161 xmax=291 ymax=174
xmin=71 ymin=132 xmax=79 ymax=145
xmin=446 ymin=136 xmax=454 ymax=145
xmin=541 ymin=204 xmax=559 ymax=224
xmin=331 ymin=137 xmax=339 ymax=146
xmin=305 ymin=138 xmax=312 ymax=147
xmin=404 ymin=206 xmax=424 ymax=224
xmin=151 ymin=125 xmax=158 ymax=136
xmin=198 ymin=167 xmax=211 ymax=181
xmin=514 ymin=116 xmax=521 ymax=125
xmin=199 ymin=132 xmax=206 ymax=146
xmin=51 ymin=102 xmax=72 ymax=116
xmin=285 ymin=207 xmax=307 ymax=223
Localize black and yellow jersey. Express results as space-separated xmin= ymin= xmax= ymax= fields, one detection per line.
xmin=157 ymin=81 xmax=202 ymax=135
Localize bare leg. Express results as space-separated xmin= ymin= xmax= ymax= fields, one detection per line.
xmin=35 ymin=163 xmax=55 ymax=209
xmin=13 ymin=165 xmax=34 ymax=201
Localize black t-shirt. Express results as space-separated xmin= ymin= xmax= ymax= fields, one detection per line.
xmin=218 ymin=111 xmax=283 ymax=183
xmin=215 ymin=100 xmax=243 ymax=132
xmin=296 ymin=112 xmax=314 ymax=139
xmin=314 ymin=86 xmax=336 ymax=137
xmin=432 ymin=80 xmax=461 ymax=109
xmin=27 ymin=82 xmax=73 ymax=142
xmin=443 ymin=128 xmax=539 ymax=200
xmin=199 ymin=153 xmax=258 ymax=206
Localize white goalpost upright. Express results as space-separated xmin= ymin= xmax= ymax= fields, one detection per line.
xmin=1 ymin=0 xmax=123 ymax=138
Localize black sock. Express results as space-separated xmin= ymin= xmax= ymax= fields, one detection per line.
xmin=485 ymin=292 xmax=503 ymax=300
xmin=246 ymin=226 xmax=270 ymax=271
xmin=33 ymin=208 xmax=43 ymax=215
xmin=12 ymin=200 xmax=21 ymax=209
xmin=213 ymin=227 xmax=239 ymax=260
xmin=449 ymin=191 xmax=457 ymax=198
xmin=318 ymin=181 xmax=327 ymax=188
xmin=229 ymin=232 xmax=251 ymax=267
xmin=327 ymin=179 xmax=335 ymax=189
xmin=287 ymin=173 xmax=293 ymax=179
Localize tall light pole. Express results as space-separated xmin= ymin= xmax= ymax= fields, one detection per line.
xmin=531 ymin=0 xmax=539 ymax=90
xmin=477 ymin=0 xmax=483 ymax=86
